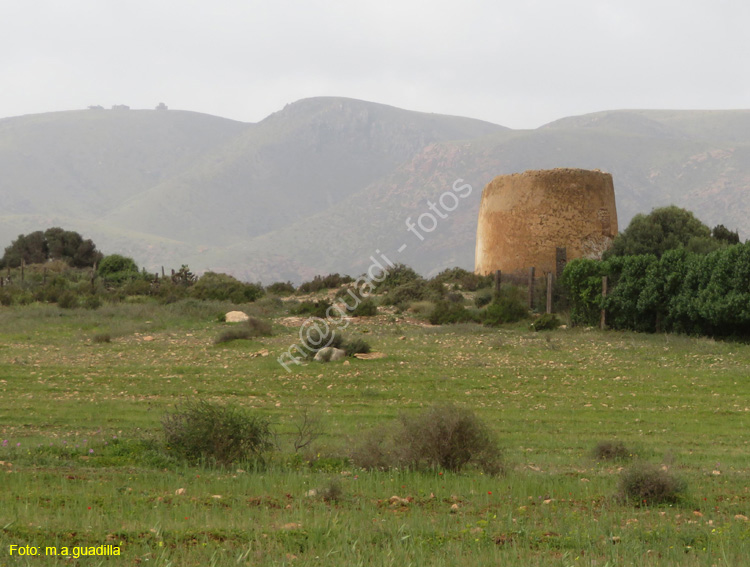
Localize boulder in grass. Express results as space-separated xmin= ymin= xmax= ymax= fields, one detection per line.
xmin=225 ymin=311 xmax=249 ymax=323
xmin=314 ymin=347 xmax=347 ymax=362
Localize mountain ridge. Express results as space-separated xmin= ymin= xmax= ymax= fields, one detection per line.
xmin=1 ymin=98 xmax=748 ymax=282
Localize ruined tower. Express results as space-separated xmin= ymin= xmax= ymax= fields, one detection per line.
xmin=474 ymin=168 xmax=618 ymax=275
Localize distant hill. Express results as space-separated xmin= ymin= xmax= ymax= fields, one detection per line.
xmin=1 ymin=99 xmax=748 ymax=282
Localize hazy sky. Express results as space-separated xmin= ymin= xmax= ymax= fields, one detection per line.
xmin=2 ymin=0 xmax=748 ymax=129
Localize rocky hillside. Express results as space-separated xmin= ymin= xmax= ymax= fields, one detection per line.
xmin=1 ymin=99 xmax=748 ymax=282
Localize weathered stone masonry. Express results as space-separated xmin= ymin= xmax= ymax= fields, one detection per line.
xmin=475 ymin=168 xmax=618 ymax=276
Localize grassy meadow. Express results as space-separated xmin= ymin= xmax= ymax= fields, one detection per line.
xmin=1 ymin=297 xmax=750 ymax=566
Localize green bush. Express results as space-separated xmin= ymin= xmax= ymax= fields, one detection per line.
xmin=343 ymin=337 xmax=371 ymax=356
xmin=57 ymin=290 xmax=78 ymax=309
xmin=530 ymin=313 xmax=561 ymax=331
xmin=381 ymin=280 xmax=437 ymax=311
xmin=98 ymin=254 xmax=139 ymax=284
xmin=162 ymin=400 xmax=274 ymax=466
xmin=291 ymin=299 xmax=332 ymax=319
xmin=298 ymin=273 xmax=353 ymax=294
xmin=190 ymin=272 xmax=264 ymax=303
xmin=266 ymin=281 xmax=295 ymax=295
xmin=561 ymin=258 xmax=605 ymax=327
xmin=473 ymin=288 xmax=493 ymax=308
xmin=376 ymin=263 xmax=422 ymax=292
xmin=429 ymin=301 xmax=479 ymax=325
xmin=430 ymin=267 xmax=493 ymax=291
xmin=214 ymin=317 xmax=273 ymax=344
xmin=618 ymin=462 xmax=686 ymax=505
xmin=83 ymin=295 xmax=102 ymax=310
xmin=350 ymin=298 xmax=378 ymax=317
xmin=0 ymin=291 xmax=11 ymax=306
xmin=482 ymin=288 xmax=528 ymax=326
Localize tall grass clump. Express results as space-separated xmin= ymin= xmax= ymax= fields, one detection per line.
xmin=618 ymin=462 xmax=687 ymax=505
xmin=593 ymin=440 xmax=632 ymax=462
xmin=351 ymin=404 xmax=503 ymax=475
xmin=214 ymin=317 xmax=273 ymax=344
xmin=162 ymin=400 xmax=274 ymax=467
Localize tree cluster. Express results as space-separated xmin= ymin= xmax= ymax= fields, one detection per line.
xmin=0 ymin=228 xmax=102 ymax=269
xmin=563 ymin=206 xmax=748 ymax=338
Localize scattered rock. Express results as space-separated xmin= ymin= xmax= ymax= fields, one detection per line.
xmin=450 ymin=503 xmax=459 ymax=513
xmin=353 ymin=352 xmax=387 ymax=360
xmin=389 ymin=495 xmax=410 ymax=506
xmin=734 ymin=514 xmax=748 ymax=521
xmin=175 ymin=488 xmax=186 ymax=495
xmin=143 ymin=336 xmax=154 ymax=342
xmin=225 ymin=311 xmax=249 ymax=323
xmin=314 ymin=347 xmax=347 ymax=362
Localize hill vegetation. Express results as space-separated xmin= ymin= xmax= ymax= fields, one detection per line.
xmin=2 ymin=100 xmax=750 ymax=282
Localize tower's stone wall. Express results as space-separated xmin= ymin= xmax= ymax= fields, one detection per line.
xmin=474 ymin=168 xmax=618 ymax=275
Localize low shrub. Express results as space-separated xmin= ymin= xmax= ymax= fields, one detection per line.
xmin=473 ymin=288 xmax=493 ymax=308
xmin=83 ymin=295 xmax=102 ymax=310
xmin=320 ymin=479 xmax=345 ymax=503
xmin=397 ymin=404 xmax=503 ymax=474
xmin=593 ymin=440 xmax=632 ymax=461
xmin=408 ymin=300 xmax=437 ymax=317
xmin=57 ymin=290 xmax=78 ymax=309
xmin=350 ymin=298 xmax=378 ymax=317
xmin=214 ymin=317 xmax=273 ymax=344
xmin=301 ymin=325 xmax=344 ymax=356
xmin=162 ymin=400 xmax=274 ymax=466
xmin=0 ymin=291 xmax=11 ymax=306
xmin=266 ymin=281 xmax=296 ymax=295
xmin=377 ymin=263 xmax=422 ymax=292
xmin=429 ymin=301 xmax=479 ymax=325
xmin=351 ymin=404 xmax=503 ymax=475
xmin=381 ymin=280 xmax=434 ymax=311
xmin=92 ymin=333 xmax=111 ymax=344
xmin=530 ymin=313 xmax=561 ymax=331
xmin=190 ymin=272 xmax=264 ymax=303
xmin=291 ymin=299 xmax=332 ymax=319
xmin=482 ymin=288 xmax=528 ymax=326
xmin=298 ymin=273 xmax=353 ymax=294
xmin=618 ymin=462 xmax=686 ymax=505
xmin=344 ymin=337 xmax=371 ymax=357
xmin=349 ymin=425 xmax=400 ymax=471
xmin=430 ymin=267 xmax=493 ymax=291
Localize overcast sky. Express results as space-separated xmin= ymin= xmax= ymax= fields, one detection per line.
xmin=2 ymin=0 xmax=748 ymax=129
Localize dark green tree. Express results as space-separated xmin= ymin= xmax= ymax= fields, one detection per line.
xmin=1 ymin=231 xmax=48 ymax=267
xmin=604 ymin=206 xmax=712 ymax=259
xmin=0 ymin=228 xmax=102 ymax=268
xmin=711 ymin=224 xmax=741 ymax=245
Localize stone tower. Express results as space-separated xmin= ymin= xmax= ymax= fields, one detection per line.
xmin=475 ymin=168 xmax=618 ymax=275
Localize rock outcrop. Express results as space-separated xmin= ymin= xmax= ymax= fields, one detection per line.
xmin=475 ymin=168 xmax=618 ymax=275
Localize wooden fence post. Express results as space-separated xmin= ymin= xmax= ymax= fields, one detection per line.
xmin=21 ymin=260 xmax=24 ymax=282
xmin=528 ymin=267 xmax=535 ymax=309
xmin=600 ymin=276 xmax=608 ymax=330
xmin=546 ymin=273 xmax=553 ymax=314
xmin=494 ymin=270 xmax=502 ymax=295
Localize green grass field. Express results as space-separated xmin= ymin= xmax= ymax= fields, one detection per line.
xmin=1 ymin=299 xmax=749 ymax=566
